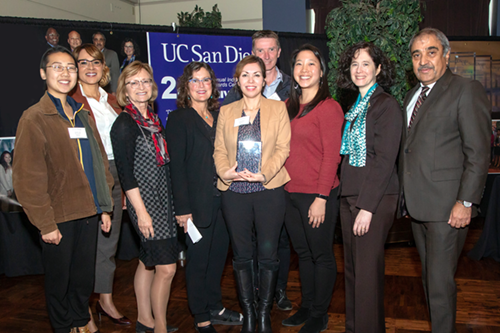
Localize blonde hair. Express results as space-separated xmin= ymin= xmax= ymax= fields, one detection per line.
xmin=116 ymin=61 xmax=158 ymax=107
xmin=73 ymin=43 xmax=110 ymax=87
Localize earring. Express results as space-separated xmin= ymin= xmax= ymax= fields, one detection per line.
xmin=294 ymin=83 xmax=299 ymax=90
xmin=210 ymin=95 xmax=213 ymax=99
xmin=188 ymin=96 xmax=191 ymax=100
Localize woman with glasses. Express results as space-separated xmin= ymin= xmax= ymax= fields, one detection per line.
xmin=166 ymin=62 xmax=243 ymax=333
xmin=111 ymin=61 xmax=178 ymax=333
xmin=120 ymin=38 xmax=140 ymax=72
xmin=13 ymin=46 xmax=114 ymax=333
xmin=214 ymin=55 xmax=291 ymax=333
xmin=70 ymin=43 xmax=129 ymax=333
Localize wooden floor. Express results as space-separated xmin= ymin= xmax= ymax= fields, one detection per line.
xmin=1 ymin=218 xmax=500 ymax=333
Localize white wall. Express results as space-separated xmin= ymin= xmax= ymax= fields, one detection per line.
xmin=135 ymin=0 xmax=262 ymax=30
xmin=0 ymin=0 xmax=135 ymax=23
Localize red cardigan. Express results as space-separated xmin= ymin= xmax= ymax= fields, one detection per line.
xmin=284 ymin=98 xmax=343 ymax=196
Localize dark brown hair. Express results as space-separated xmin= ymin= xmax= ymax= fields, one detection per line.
xmin=233 ymin=55 xmax=266 ymax=95
xmin=336 ymin=42 xmax=395 ymax=92
xmin=286 ymin=44 xmax=329 ymax=119
xmin=176 ymin=62 xmax=220 ymax=111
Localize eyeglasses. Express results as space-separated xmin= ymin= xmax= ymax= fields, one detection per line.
xmin=188 ymin=77 xmax=212 ymax=85
xmin=78 ymin=59 xmax=103 ymax=67
xmin=124 ymin=45 xmax=134 ymax=49
xmin=46 ymin=64 xmax=78 ymax=73
xmin=126 ymin=79 xmax=153 ymax=89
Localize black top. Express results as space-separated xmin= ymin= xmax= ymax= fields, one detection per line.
xmin=166 ymin=107 xmax=220 ymax=228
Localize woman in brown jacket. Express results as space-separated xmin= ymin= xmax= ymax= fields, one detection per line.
xmin=336 ymin=42 xmax=402 ymax=333
xmin=13 ymin=46 xmax=114 ymax=333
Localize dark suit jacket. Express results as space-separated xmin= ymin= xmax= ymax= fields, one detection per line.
xmin=166 ymin=107 xmax=218 ymax=228
xmin=398 ymin=68 xmax=491 ymax=221
xmin=340 ymin=86 xmax=402 ymax=214
xmin=103 ymin=48 xmax=120 ymax=93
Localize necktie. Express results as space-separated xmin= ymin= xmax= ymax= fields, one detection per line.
xmin=408 ymin=86 xmax=429 ymax=130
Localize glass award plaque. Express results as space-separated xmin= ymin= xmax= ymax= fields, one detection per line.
xmin=236 ymin=140 xmax=262 ymax=173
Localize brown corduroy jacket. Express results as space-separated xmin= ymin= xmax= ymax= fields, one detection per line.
xmin=13 ymin=93 xmax=114 ymax=235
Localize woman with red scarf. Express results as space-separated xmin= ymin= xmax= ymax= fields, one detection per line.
xmin=111 ymin=61 xmax=178 ymax=333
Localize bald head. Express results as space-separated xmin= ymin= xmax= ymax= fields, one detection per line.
xmin=45 ymin=27 xmax=59 ymax=46
xmin=68 ymin=31 xmax=82 ymax=51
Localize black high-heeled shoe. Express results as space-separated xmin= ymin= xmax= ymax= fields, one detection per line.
xmin=136 ymin=321 xmax=154 ymax=333
xmin=96 ymin=301 xmax=131 ymax=326
xmin=136 ymin=321 xmax=179 ymax=333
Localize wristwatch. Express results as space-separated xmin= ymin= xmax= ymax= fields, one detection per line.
xmin=317 ymin=194 xmax=329 ymax=200
xmin=457 ymin=200 xmax=472 ymax=208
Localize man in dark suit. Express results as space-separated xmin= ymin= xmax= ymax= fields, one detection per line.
xmin=93 ymin=32 xmax=120 ymax=93
xmin=399 ymin=28 xmax=490 ymax=332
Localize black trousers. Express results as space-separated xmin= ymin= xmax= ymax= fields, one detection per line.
xmin=252 ymin=222 xmax=291 ymax=291
xmin=41 ymin=215 xmax=99 ymax=333
xmin=285 ymin=188 xmax=339 ymax=317
xmin=411 ymin=220 xmax=468 ymax=333
xmin=340 ymin=195 xmax=397 ymax=333
xmin=222 ymin=187 xmax=285 ymax=265
xmin=185 ymin=196 xmax=230 ymax=324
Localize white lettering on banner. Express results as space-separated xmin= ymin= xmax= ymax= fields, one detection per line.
xmin=162 ymin=42 xmax=249 ymax=64
xmin=192 ymin=45 xmax=203 ymax=62
xmin=161 ymin=76 xmax=177 ymax=99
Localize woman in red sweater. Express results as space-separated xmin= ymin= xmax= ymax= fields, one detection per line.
xmin=282 ymin=44 xmax=344 ymax=333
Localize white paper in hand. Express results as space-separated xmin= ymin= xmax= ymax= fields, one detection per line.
xmin=187 ymin=218 xmax=202 ymax=243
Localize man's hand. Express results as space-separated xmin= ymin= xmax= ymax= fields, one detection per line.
xmin=41 ymin=229 xmax=63 ymax=245
xmin=448 ymin=202 xmax=471 ymax=228
xmin=101 ymin=212 xmax=112 ymax=233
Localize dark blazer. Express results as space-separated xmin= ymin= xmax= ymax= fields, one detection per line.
xmin=340 ymin=86 xmax=402 ymax=214
xmin=103 ymin=48 xmax=120 ymax=93
xmin=398 ymin=68 xmax=491 ymax=221
xmin=166 ymin=107 xmax=218 ymax=228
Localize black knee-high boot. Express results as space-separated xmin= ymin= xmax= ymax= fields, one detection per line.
xmin=234 ymin=260 xmax=257 ymax=333
xmin=257 ymin=262 xmax=279 ymax=333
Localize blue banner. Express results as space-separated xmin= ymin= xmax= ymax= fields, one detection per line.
xmin=147 ymin=32 xmax=252 ymax=124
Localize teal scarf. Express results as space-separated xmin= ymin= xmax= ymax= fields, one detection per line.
xmin=340 ymin=83 xmax=378 ymax=167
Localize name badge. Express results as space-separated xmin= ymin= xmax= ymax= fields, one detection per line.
xmin=234 ymin=116 xmax=250 ymax=127
xmin=68 ymin=127 xmax=88 ymax=139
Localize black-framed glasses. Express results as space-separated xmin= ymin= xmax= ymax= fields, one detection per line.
xmin=46 ymin=64 xmax=78 ymax=73
xmin=126 ymin=79 xmax=153 ymax=89
xmin=189 ymin=77 xmax=212 ymax=85
xmin=77 ymin=59 xmax=103 ymax=67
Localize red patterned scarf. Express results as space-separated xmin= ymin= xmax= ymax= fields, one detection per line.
xmin=125 ymin=103 xmax=169 ymax=166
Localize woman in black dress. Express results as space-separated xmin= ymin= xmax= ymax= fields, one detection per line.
xmin=111 ymin=61 xmax=178 ymax=333
xmin=166 ymin=62 xmax=242 ymax=333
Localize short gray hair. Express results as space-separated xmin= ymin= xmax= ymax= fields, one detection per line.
xmin=409 ymin=28 xmax=450 ymax=56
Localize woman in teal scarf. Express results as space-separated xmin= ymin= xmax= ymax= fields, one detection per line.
xmin=336 ymin=42 xmax=402 ymax=333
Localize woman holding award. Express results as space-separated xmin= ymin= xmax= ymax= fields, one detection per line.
xmin=214 ymin=55 xmax=291 ymax=333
